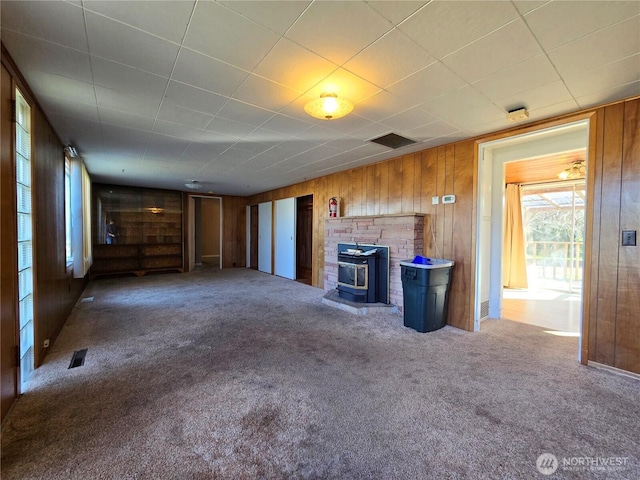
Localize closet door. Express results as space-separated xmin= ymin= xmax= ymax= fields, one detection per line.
xmin=258 ymin=201 xmax=272 ymax=274
xmin=275 ymin=197 xmax=295 ymax=280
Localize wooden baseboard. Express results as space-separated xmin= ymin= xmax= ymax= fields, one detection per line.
xmin=587 ymin=361 xmax=640 ymax=381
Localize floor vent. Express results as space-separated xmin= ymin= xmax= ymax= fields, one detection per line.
xmin=480 ymin=300 xmax=490 ymax=319
xmin=369 ymin=132 xmax=416 ymax=149
xmin=69 ymin=349 xmax=87 ymax=369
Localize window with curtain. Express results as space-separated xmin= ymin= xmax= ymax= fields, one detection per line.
xmin=15 ymin=88 xmax=34 ymax=383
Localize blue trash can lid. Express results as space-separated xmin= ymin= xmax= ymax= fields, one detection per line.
xmin=400 ymin=258 xmax=455 ymax=269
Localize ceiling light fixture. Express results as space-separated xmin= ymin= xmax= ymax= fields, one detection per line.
xmin=558 ymin=160 xmax=586 ymax=180
xmin=185 ymin=180 xmax=202 ymax=190
xmin=304 ymin=92 xmax=353 ymax=120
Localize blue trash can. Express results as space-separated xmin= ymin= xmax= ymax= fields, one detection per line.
xmin=400 ymin=258 xmax=454 ymax=332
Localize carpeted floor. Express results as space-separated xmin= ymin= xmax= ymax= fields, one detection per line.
xmin=1 ymin=268 xmax=639 ymax=479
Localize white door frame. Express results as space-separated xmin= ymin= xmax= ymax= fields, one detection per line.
xmin=474 ymin=120 xmax=589 ymax=358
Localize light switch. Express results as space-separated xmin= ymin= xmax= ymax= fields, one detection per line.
xmin=431 ymin=196 xmax=439 ymax=205
xmin=622 ymin=230 xmax=636 ymax=246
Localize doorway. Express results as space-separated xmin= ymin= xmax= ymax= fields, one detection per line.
xmin=189 ymin=196 xmax=222 ymax=270
xmin=475 ymin=120 xmax=590 ymax=356
xmin=502 ymin=178 xmax=585 ymax=334
xmin=296 ymin=195 xmax=313 ymax=284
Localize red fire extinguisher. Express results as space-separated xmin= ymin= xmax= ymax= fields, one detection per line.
xmin=329 ymin=197 xmax=338 ymax=218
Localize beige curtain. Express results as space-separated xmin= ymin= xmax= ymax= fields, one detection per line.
xmin=503 ymin=184 xmax=528 ymax=289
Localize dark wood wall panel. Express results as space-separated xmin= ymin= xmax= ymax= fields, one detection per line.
xmin=615 ymin=100 xmax=640 ymax=372
xmin=1 ymin=62 xmax=18 ymax=420
xmin=593 ymin=103 xmax=624 ymax=365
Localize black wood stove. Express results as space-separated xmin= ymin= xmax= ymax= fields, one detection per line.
xmin=337 ymin=249 xmax=379 ymax=303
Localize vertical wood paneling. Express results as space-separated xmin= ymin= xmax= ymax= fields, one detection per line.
xmin=435 ymin=147 xmax=446 ymax=257
xmin=594 ymin=103 xmax=624 ymax=365
xmin=412 ymin=153 xmax=422 ymax=214
xmin=365 ymin=164 xmax=375 ymax=215
xmin=449 ymin=141 xmax=474 ymax=330
xmin=442 ymin=145 xmax=455 ymax=260
xmin=378 ymin=162 xmax=389 ymax=215
xmin=401 ymin=154 xmax=414 ymax=213
xmin=388 ymin=155 xmax=403 ymax=214
xmin=1 ymin=63 xmax=18 ymax=420
xmin=615 ymin=99 xmax=640 ymax=372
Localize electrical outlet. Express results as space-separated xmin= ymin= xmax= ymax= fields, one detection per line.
xmin=622 ymin=230 xmax=636 ymax=246
xmin=43 ymin=339 xmax=50 ymax=348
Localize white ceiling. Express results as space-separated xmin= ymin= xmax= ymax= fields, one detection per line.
xmin=2 ymin=0 xmax=639 ymax=195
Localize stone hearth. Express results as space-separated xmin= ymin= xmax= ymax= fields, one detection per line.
xmin=324 ymin=214 xmax=428 ymax=312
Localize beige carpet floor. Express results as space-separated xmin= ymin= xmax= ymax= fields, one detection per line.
xmin=1 ymin=268 xmax=638 ymax=479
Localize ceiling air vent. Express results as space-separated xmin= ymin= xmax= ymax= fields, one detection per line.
xmin=369 ymin=133 xmax=416 ymax=149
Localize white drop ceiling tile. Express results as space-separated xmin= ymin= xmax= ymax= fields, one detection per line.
xmin=85 ymin=12 xmax=180 ymax=77
xmin=564 ymin=54 xmax=640 ymax=99
xmin=496 ymin=80 xmax=573 ymax=114
xmin=232 ymin=75 xmax=301 ymax=112
xmin=182 ymin=142 xmax=231 ymax=164
xmin=399 ymin=1 xmax=519 ymax=58
xmin=344 ymin=29 xmax=436 ymax=90
xmin=157 ymin=103 xmax=212 ymax=130
xmin=348 ymin=122 xmax=394 ymax=142
xmin=525 ymin=1 xmax=640 ymax=50
xmin=164 ymin=81 xmax=227 ymax=117
xmin=512 ymin=1 xmax=547 ymax=15
xmin=528 ymin=99 xmax=581 ymax=122
xmin=212 ymin=147 xmax=257 ymax=170
xmin=152 ymin=119 xmax=220 ymax=143
xmin=183 ymin=1 xmax=280 ymax=71
xmin=24 ymin=71 xmax=96 ymax=105
xmin=443 ymin=19 xmax=543 ymax=84
xmin=367 ymin=1 xmax=427 ymax=26
xmin=576 ymin=80 xmax=640 ymax=109
xmin=172 ymin=49 xmax=249 ymax=97
xmin=240 ymin=151 xmax=284 ymax=172
xmin=95 ymin=85 xmax=161 ymax=118
xmin=548 ymin=17 xmax=640 ymax=77
xmin=472 ymin=55 xmax=561 ymax=103
xmin=305 ymin=113 xmax=374 ymax=137
xmin=277 ymin=145 xmax=343 ymax=169
xmin=260 ymin=114 xmax=314 ymax=136
xmin=82 ymin=1 xmax=194 ymax=43
xmin=307 ymin=68 xmax=382 ymax=104
xmin=216 ymin=99 xmax=275 ymax=126
xmin=354 ymin=90 xmax=421 ymax=123
xmin=92 ymin=57 xmax=167 ymax=97
xmin=241 ymin=128 xmax=288 ymax=145
xmin=1 ymin=0 xmax=88 ymax=51
xmin=1 ymin=31 xmax=93 ymax=83
xmin=98 ymin=107 xmax=155 ymax=132
xmin=46 ymin=114 xmax=102 ymax=146
xmin=253 ymin=38 xmax=338 ymax=93
xmin=285 ymin=1 xmax=392 ymax=65
xmin=100 ymin=124 xmax=150 ymax=152
xmin=232 ymin=140 xmax=273 ymax=157
xmin=387 ymin=62 xmax=467 ymax=106
xmin=379 ymin=106 xmax=438 ymax=133
xmin=268 ymin=139 xmax=319 ymax=158
xmin=405 ymin=121 xmax=461 ymax=142
xmin=218 ymin=1 xmax=311 ymax=35
xmin=441 ymin=103 xmax=506 ymax=131
xmin=205 ymin=117 xmax=255 ymax=139
xmin=39 ymin=95 xmax=99 ymax=122
xmin=323 ymin=135 xmax=367 ymax=153
xmin=421 ymin=85 xmax=496 ymax=120
xmin=145 ymin=133 xmax=192 ymax=159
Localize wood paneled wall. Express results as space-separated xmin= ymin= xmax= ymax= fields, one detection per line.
xmin=587 ymin=98 xmax=640 ymax=374
xmin=2 ymin=51 xmax=88 ymax=376
xmin=247 ymin=141 xmax=476 ymax=331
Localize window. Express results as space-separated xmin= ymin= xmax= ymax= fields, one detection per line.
xmin=15 ymin=88 xmax=34 ymax=384
xmin=65 ymin=156 xmax=73 ymax=264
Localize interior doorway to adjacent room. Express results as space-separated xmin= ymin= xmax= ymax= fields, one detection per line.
xmin=475 ymin=119 xmax=590 ymax=354
xmin=189 ymin=196 xmax=222 ymax=270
